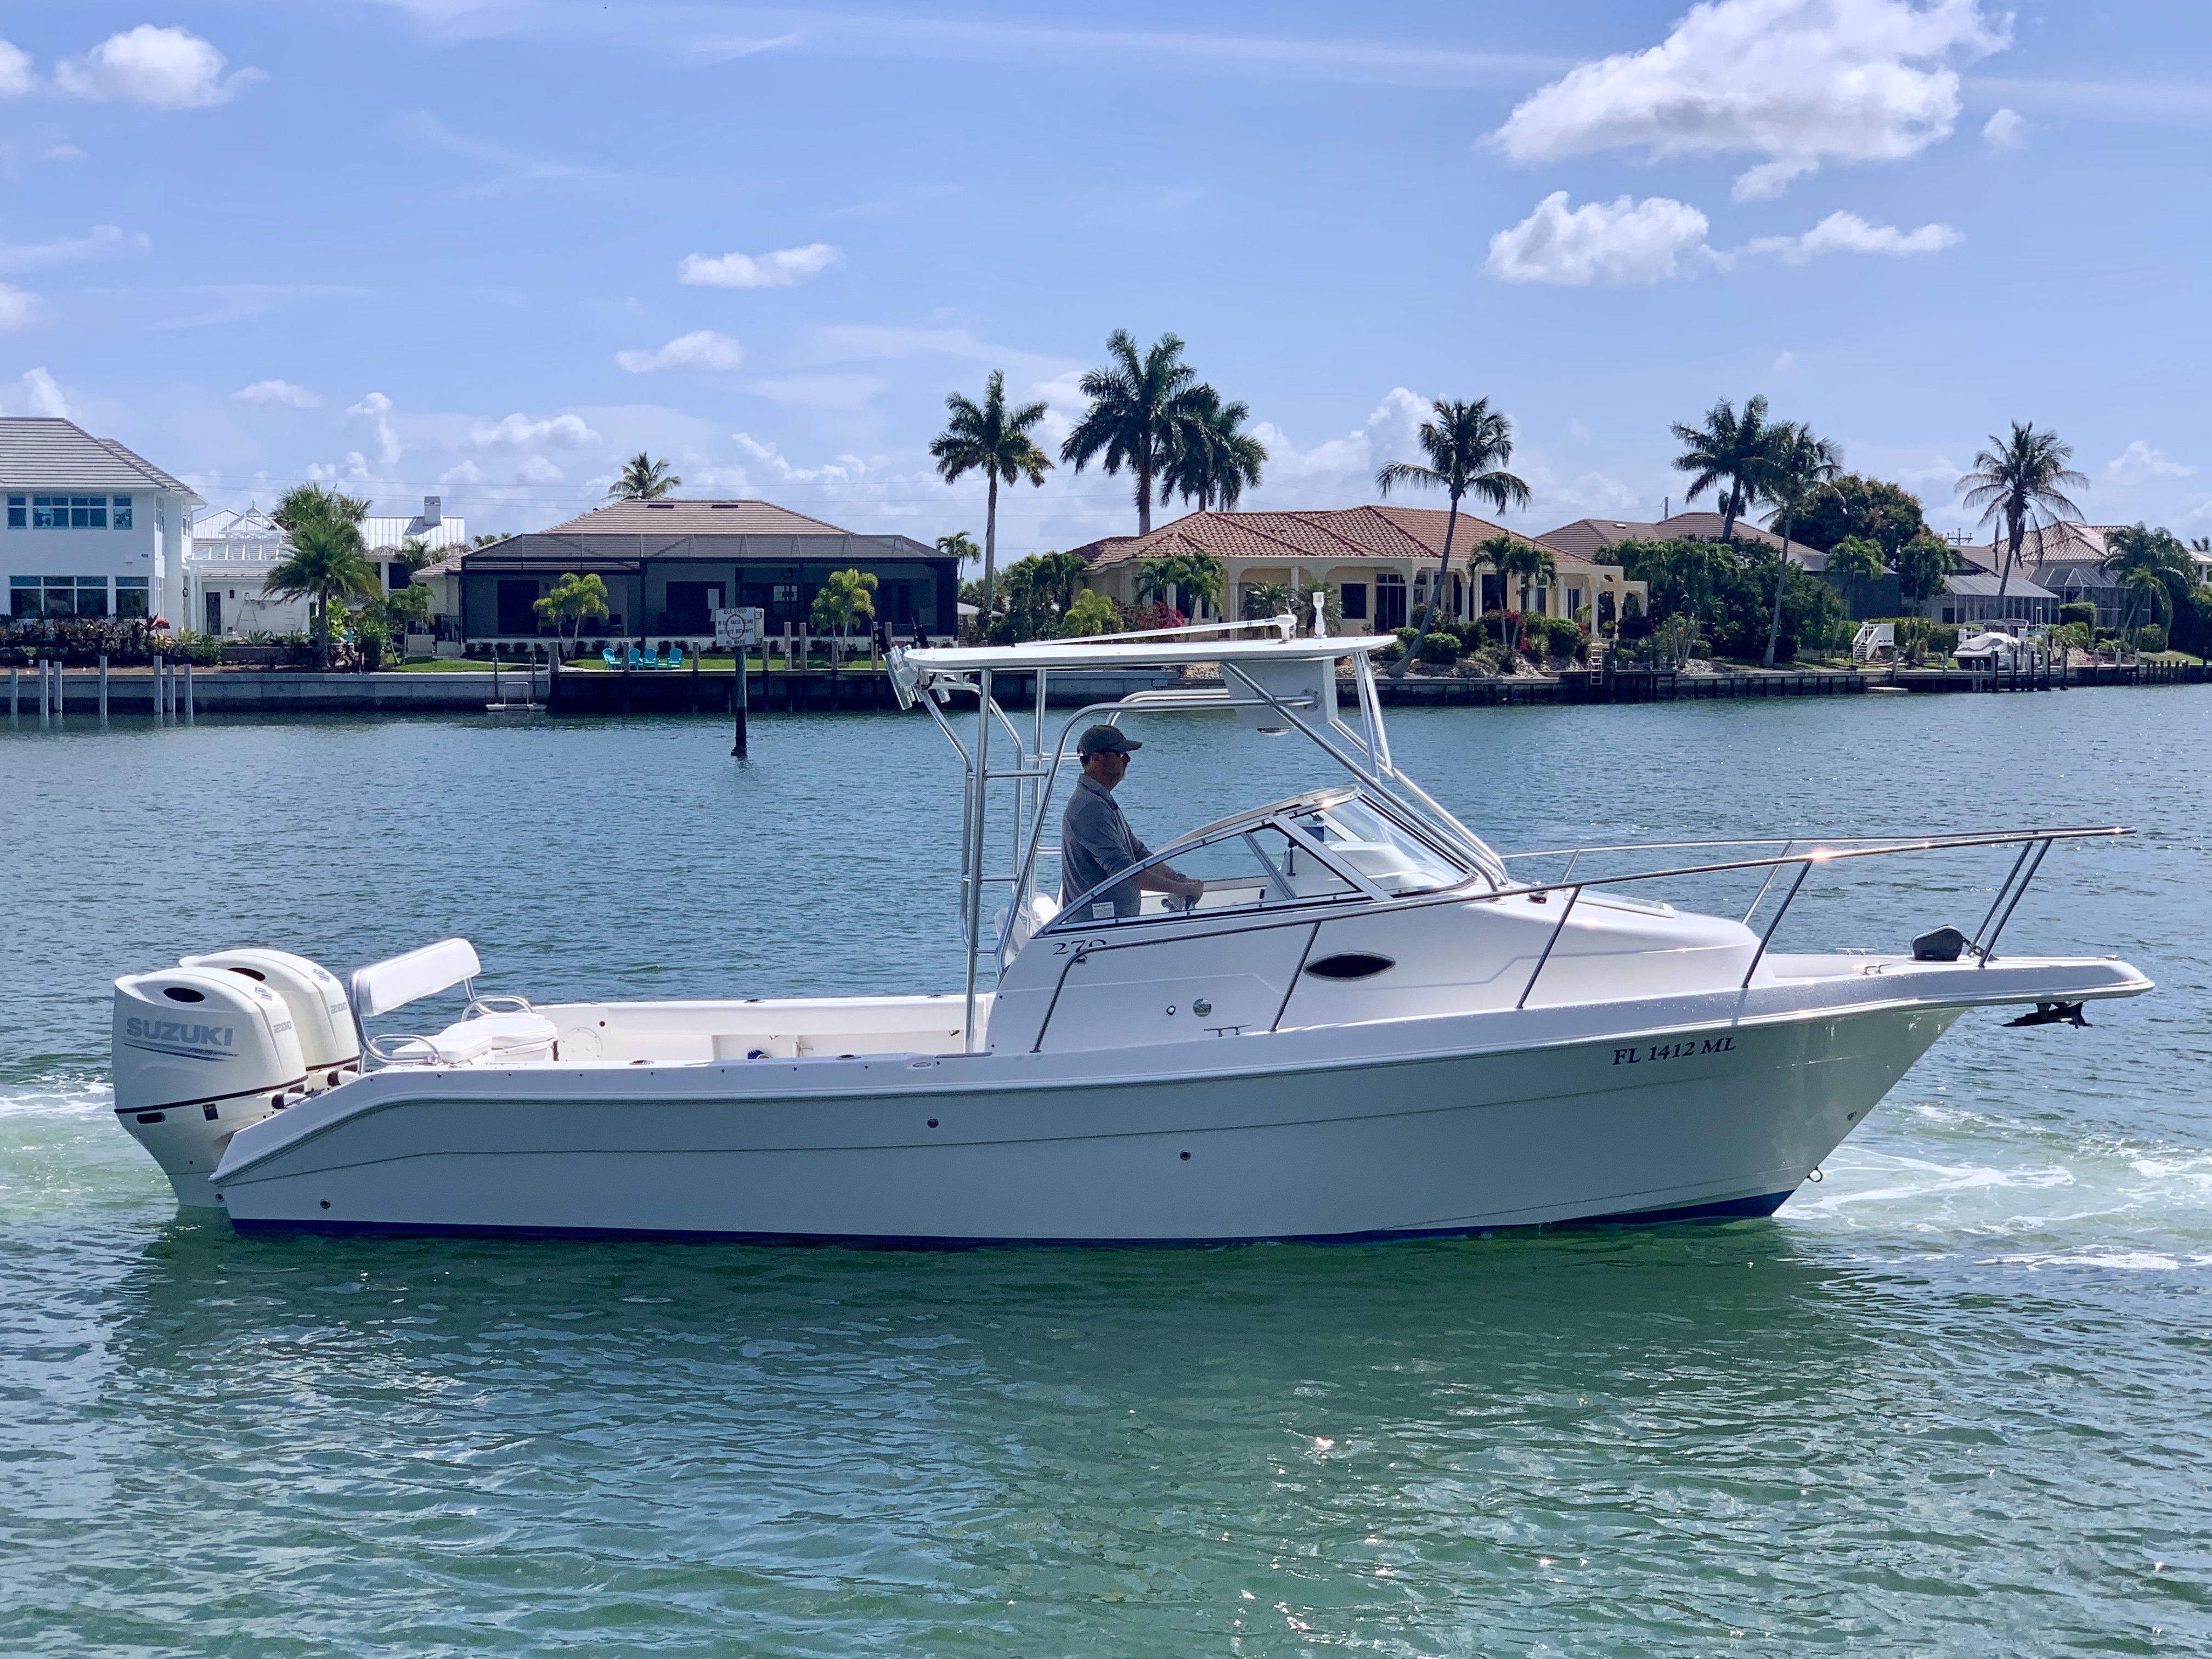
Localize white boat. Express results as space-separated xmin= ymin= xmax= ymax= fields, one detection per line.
xmin=110 ymin=613 xmax=2149 ymax=1245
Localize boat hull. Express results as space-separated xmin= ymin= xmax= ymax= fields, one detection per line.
xmin=214 ymin=1001 xmax=1963 ymax=1245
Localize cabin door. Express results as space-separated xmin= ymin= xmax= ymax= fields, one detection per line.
xmin=1035 ymin=923 xmax=1314 ymax=1053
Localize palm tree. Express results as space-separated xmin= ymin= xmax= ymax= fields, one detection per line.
xmin=930 ymin=370 xmax=1053 ymax=629
xmin=1824 ymin=535 xmax=1886 ymax=617
xmin=1373 ymin=397 xmax=1531 ymax=679
xmin=2100 ymin=524 xmax=2194 ymax=654
xmin=809 ymin=568 xmax=879 ymax=668
xmin=1465 ymin=532 xmax=1522 ymax=644
xmin=1058 ymin=589 xmax=1122 ymax=637
xmin=1029 ymin=551 xmax=1090 ymax=618
xmin=1491 ymin=539 xmax=1557 ymax=658
xmin=1060 ymin=330 xmax=1214 ymax=537
xmin=534 ymin=572 xmax=611 ymax=642
xmin=1956 ymin=422 xmax=2089 ymax=601
xmin=1170 ymin=387 xmax=1268 ymax=512
xmin=1135 ymin=551 xmax=1222 ymax=622
xmin=1670 ymin=395 xmax=1774 ymax=543
xmin=267 ymin=484 xmax=377 ymax=670
xmin=1240 ymin=580 xmax=1295 ymax=620
xmin=1756 ymin=423 xmax=1842 ymax=668
xmin=607 ymin=453 xmax=680 ymax=500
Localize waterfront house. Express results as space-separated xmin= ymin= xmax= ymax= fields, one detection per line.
xmin=183 ymin=495 xmax=469 ymax=638
xmin=362 ymin=495 xmax=470 ymax=595
xmin=183 ymin=506 xmax=310 ymax=637
xmin=442 ymin=499 xmax=956 ymax=646
xmin=1 ymin=417 xmax=200 ymax=628
xmin=1071 ymin=506 xmax=1644 ymax=632
xmin=1906 ymin=572 xmax=2061 ymax=629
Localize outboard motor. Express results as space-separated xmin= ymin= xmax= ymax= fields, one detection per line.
xmin=112 ymin=968 xmax=309 ymax=1207
xmin=181 ymin=949 xmax=360 ymax=1088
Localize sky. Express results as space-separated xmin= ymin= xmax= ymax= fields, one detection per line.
xmin=1 ymin=0 xmax=2208 ymax=555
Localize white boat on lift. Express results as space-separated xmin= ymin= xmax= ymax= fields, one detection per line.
xmin=109 ymin=611 xmax=2149 ymax=1245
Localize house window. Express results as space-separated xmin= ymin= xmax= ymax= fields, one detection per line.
xmin=29 ymin=494 xmax=110 ymax=528
xmin=114 ymin=495 xmax=133 ymax=531
xmin=8 ymin=575 xmax=37 ymax=618
xmin=1340 ymin=582 xmax=1368 ymax=620
xmin=116 ymin=577 xmax=149 ymax=619
xmin=75 ymin=577 xmax=110 ymax=618
xmin=1374 ymin=572 xmax=1407 ymax=630
xmin=5 ymin=495 xmax=22 ymax=528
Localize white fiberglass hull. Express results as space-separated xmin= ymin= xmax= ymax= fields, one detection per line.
xmin=207 ymin=958 xmax=2145 ymax=1245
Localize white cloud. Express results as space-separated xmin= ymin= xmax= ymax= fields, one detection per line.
xmin=1982 ymin=106 xmax=2027 ymax=150
xmin=731 ymin=431 xmax=885 ymax=486
xmin=439 ymin=459 xmax=484 ymax=486
xmin=57 ymin=26 xmax=259 ymax=109
xmin=516 ymin=454 xmax=565 ymax=484
xmin=1243 ymin=388 xmax=1431 ymax=498
xmin=0 ymin=284 xmax=36 ymax=330
xmin=1492 ymin=0 xmax=2007 ymax=199
xmin=20 ymin=367 xmax=70 ymax=417
xmin=1743 ymin=210 xmax=1961 ymax=262
xmin=1773 ymin=350 xmax=1798 ymax=370
xmin=678 ymin=243 xmax=841 ymax=289
xmin=469 ymin=411 xmax=601 ymax=447
xmin=1487 ymin=191 xmax=1711 ymax=285
xmin=0 ymin=37 xmax=33 ymax=99
xmin=0 ymin=225 xmax=149 ymax=275
xmin=234 ymin=379 xmax=321 ymax=408
xmin=45 ymin=144 xmax=85 ymax=162
xmin=614 ymin=329 xmax=743 ymax=373
xmin=347 ymin=391 xmax=400 ymax=467
xmin=2106 ymin=441 xmax=2196 ymax=484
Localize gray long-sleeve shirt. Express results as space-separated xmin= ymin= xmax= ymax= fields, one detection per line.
xmin=1060 ymin=774 xmax=1152 ymax=917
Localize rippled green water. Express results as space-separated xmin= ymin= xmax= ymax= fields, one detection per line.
xmin=3 ymin=693 xmax=2207 ymax=1655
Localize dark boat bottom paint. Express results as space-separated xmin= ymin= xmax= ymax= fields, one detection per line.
xmin=225 ymin=1188 xmax=1795 ymax=1249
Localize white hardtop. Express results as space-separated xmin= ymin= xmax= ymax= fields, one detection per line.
xmin=898 ymin=631 xmax=1395 ymax=677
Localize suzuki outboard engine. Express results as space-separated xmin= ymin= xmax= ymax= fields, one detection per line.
xmin=112 ymin=967 xmax=309 ymax=1207
xmin=180 ymin=949 xmax=360 ymax=1087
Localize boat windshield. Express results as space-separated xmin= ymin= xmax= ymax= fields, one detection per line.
xmin=1278 ymin=793 xmax=1469 ymax=895
xmin=1045 ymin=787 xmax=1472 ymax=933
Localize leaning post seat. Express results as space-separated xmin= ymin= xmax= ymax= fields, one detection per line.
xmin=352 ymin=939 xmax=559 ymax=1066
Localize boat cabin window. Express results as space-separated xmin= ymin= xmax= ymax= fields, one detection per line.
xmin=1280 ymin=795 xmax=1466 ymax=895
xmin=1053 ymin=821 xmax=1364 ymax=928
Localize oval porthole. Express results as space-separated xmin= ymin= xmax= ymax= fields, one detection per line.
xmin=1304 ymin=952 xmax=1395 ymax=981
xmin=162 ymin=985 xmax=207 ymax=1003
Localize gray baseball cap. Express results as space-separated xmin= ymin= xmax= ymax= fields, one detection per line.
xmin=1076 ymin=725 xmax=1142 ymax=757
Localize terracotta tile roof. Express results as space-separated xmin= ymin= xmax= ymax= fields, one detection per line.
xmin=1073 ymin=506 xmax=1591 ymax=571
xmin=1534 ymin=511 xmax=1788 ymax=560
xmin=546 ymin=498 xmax=848 ymax=535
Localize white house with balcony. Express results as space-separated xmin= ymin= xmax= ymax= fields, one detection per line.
xmin=183 ymin=506 xmax=312 ymax=637
xmin=2 ymin=417 xmax=201 ymax=628
xmin=183 ymin=494 xmax=469 ymax=639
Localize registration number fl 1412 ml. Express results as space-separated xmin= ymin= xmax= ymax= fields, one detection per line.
xmin=1612 ymin=1035 xmax=1736 ymax=1066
